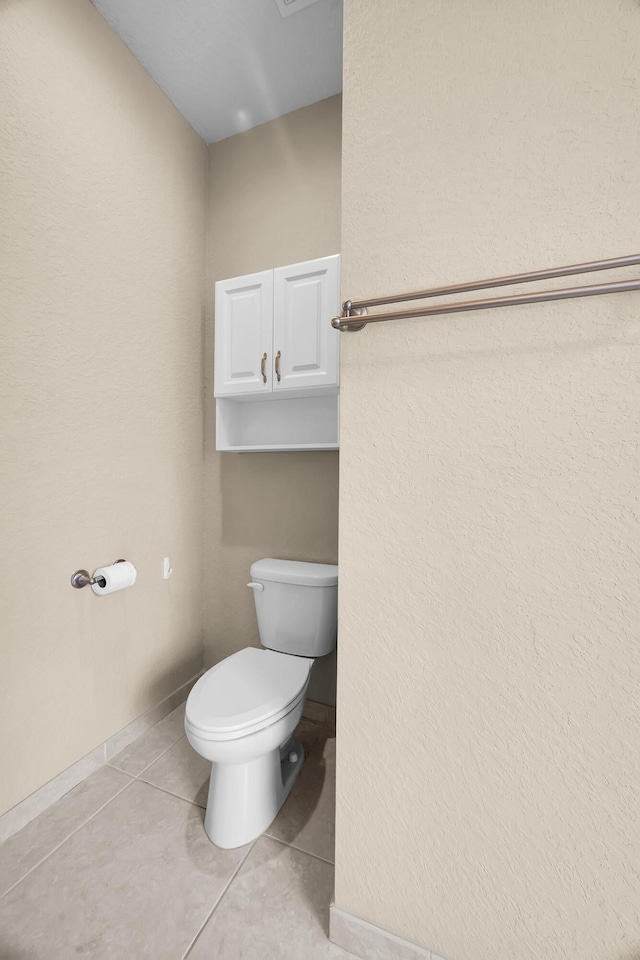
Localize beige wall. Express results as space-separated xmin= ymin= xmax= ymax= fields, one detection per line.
xmin=205 ymin=97 xmax=341 ymax=703
xmin=0 ymin=0 xmax=207 ymax=816
xmin=336 ymin=3 xmax=640 ymax=960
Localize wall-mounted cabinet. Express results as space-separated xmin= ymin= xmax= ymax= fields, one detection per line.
xmin=272 ymin=258 xmax=339 ymax=392
xmin=214 ymin=255 xmax=340 ymax=452
xmin=214 ymin=270 xmax=274 ymax=397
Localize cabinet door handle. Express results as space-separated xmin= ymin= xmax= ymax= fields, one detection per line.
xmin=275 ymin=350 xmax=281 ymax=382
xmin=261 ymin=353 xmax=267 ymax=383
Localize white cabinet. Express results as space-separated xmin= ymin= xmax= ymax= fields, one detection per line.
xmin=214 ymin=255 xmax=340 ymax=453
xmin=273 ymin=255 xmax=339 ymax=392
xmin=214 ymin=270 xmax=273 ymax=396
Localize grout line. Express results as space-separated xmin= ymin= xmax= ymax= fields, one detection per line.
xmin=264 ymin=833 xmax=335 ymax=867
xmin=181 ymin=839 xmax=257 ymax=959
xmin=135 ymin=778 xmax=207 ymax=810
xmin=107 ymin=703 xmax=189 ymax=780
xmin=106 ymin=727 xmax=187 ymax=782
xmin=301 ymin=722 xmax=336 ymax=740
xmin=133 ymin=732 xmax=188 ymax=778
xmin=0 ymin=775 xmax=135 ymax=902
xmin=105 ymin=761 xmax=132 ymax=775
xmin=301 ymin=715 xmax=333 ymax=727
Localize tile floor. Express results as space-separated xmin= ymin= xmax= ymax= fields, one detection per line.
xmin=0 ymin=704 xmax=354 ymax=959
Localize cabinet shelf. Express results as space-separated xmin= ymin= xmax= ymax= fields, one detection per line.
xmin=218 ymin=443 xmax=339 ymax=453
xmin=216 ymin=394 xmax=339 ymax=453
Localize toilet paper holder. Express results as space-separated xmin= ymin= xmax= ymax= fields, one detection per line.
xmin=70 ymin=560 xmax=126 ymax=589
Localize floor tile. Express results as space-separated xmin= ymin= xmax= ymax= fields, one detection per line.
xmin=108 ymin=704 xmax=186 ymax=776
xmin=141 ymin=736 xmax=211 ymax=807
xmin=0 ymin=780 xmax=249 ymax=960
xmin=303 ymin=700 xmax=330 ymax=725
xmin=0 ymin=766 xmax=131 ymax=899
xmin=186 ymin=836 xmax=353 ymax=959
xmin=266 ymin=730 xmax=335 ymax=863
xmin=294 ymin=718 xmax=324 ymax=755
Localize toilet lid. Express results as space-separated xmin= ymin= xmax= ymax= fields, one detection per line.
xmin=185 ymin=647 xmax=312 ymax=737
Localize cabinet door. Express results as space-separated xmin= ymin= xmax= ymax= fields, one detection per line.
xmin=214 ymin=271 xmax=273 ymax=396
xmin=272 ymin=255 xmax=340 ymax=392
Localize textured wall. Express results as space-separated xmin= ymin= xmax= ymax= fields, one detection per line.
xmin=335 ymin=2 xmax=640 ymax=959
xmin=205 ymin=97 xmax=341 ymax=703
xmin=0 ymin=0 xmax=207 ymax=815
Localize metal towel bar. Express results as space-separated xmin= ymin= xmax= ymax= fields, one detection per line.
xmin=332 ymin=254 xmax=640 ymax=331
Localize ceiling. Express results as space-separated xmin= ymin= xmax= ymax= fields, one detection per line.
xmin=91 ymin=0 xmax=343 ymax=144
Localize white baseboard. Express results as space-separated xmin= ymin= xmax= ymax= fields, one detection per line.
xmin=0 ymin=673 xmax=200 ymax=843
xmin=330 ymin=905 xmax=450 ymax=960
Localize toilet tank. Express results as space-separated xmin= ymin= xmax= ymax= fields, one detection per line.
xmin=249 ymin=559 xmax=338 ymax=657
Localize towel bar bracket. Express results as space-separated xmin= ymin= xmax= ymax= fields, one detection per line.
xmin=334 ymin=303 xmax=368 ymax=332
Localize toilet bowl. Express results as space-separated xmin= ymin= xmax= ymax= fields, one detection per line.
xmin=185 ymin=558 xmax=338 ymax=849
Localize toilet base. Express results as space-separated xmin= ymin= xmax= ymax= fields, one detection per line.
xmin=204 ymin=738 xmax=304 ymax=849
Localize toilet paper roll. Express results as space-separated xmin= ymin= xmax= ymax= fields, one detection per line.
xmin=91 ymin=561 xmax=137 ymax=596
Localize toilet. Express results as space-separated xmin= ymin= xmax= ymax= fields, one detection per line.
xmin=185 ymin=558 xmax=338 ymax=849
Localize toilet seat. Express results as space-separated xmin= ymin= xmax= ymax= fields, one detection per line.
xmin=185 ymin=647 xmax=313 ymax=742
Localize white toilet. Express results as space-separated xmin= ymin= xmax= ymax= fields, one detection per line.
xmin=185 ymin=558 xmax=338 ymax=849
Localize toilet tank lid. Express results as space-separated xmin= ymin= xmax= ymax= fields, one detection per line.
xmin=250 ymin=558 xmax=338 ymax=587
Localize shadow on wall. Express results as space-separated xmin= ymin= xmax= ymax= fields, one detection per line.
xmin=212 ymin=449 xmax=339 ymax=705
xmin=219 ymin=450 xmax=339 ymax=556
